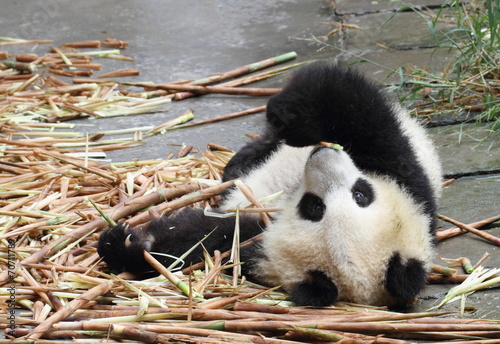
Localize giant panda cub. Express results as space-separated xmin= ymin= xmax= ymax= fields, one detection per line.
xmin=98 ymin=61 xmax=442 ymax=307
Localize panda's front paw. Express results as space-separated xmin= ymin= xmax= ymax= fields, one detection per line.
xmin=266 ymin=97 xmax=323 ymax=147
xmin=291 ymin=270 xmax=338 ymax=306
xmin=97 ymin=223 xmax=152 ymax=274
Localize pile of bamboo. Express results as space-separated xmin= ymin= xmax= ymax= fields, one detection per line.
xmin=0 ymin=139 xmax=498 ymax=344
xmin=2 ymin=38 xmax=500 ymax=344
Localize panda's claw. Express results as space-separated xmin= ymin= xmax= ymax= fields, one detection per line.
xmin=124 ymin=233 xmax=132 ymax=248
xmin=143 ymin=240 xmax=152 ymax=252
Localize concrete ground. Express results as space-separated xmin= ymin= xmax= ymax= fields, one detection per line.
xmin=1 ymin=0 xmax=499 ymax=318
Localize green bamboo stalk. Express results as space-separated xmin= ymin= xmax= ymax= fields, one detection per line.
xmin=88 ymin=198 xmax=116 ymax=227
xmin=143 ymin=251 xmax=203 ymax=300
xmin=192 ymin=51 xmax=297 ymax=85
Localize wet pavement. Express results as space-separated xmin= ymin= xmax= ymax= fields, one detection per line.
xmin=1 ymin=0 xmax=499 ymax=317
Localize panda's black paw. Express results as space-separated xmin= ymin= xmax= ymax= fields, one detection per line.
xmin=385 ymin=252 xmax=427 ymax=301
xmin=97 ymin=223 xmax=152 ymax=274
xmin=265 ymin=94 xmax=324 ymax=147
xmin=291 ymin=270 xmax=338 ymax=307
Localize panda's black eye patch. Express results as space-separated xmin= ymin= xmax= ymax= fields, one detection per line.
xmin=352 ymin=178 xmax=374 ymax=207
xmin=297 ymin=192 xmax=325 ymax=222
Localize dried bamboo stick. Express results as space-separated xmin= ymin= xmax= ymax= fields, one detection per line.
xmin=126 ymin=181 xmax=235 ymax=226
xmin=0 ymin=39 xmax=53 ymax=46
xmin=123 ymin=81 xmax=281 ymax=96
xmin=26 ymin=280 xmax=113 ymax=340
xmin=174 ymin=54 xmax=301 ymax=100
xmin=2 ymin=61 xmax=37 ymax=73
xmin=162 ymin=318 xmax=500 ymax=334
xmin=102 ymin=38 xmax=128 ymax=48
xmin=432 ymin=264 xmax=459 ymax=277
xmin=437 ymin=214 xmax=500 ymax=241
xmin=427 ymin=274 xmax=487 ymax=284
xmin=182 ymin=233 xmax=264 ymax=275
xmin=60 ymin=40 xmax=101 ymax=48
xmin=98 ymin=68 xmax=140 ymax=78
xmin=171 ymin=105 xmax=266 ymax=130
xmin=48 ymin=68 xmax=93 ymax=77
xmin=438 ymin=214 xmax=500 ymax=246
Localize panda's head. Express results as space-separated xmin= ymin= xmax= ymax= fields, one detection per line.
xmin=255 ymin=146 xmax=434 ymax=306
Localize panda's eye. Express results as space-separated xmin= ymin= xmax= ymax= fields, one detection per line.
xmin=297 ymin=192 xmax=325 ymax=222
xmin=352 ymin=178 xmax=374 ymax=208
xmin=353 ymin=191 xmax=367 ymax=206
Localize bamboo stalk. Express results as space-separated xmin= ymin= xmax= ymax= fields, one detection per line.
xmin=432 ymin=264 xmax=459 ymax=277
xmin=48 ymin=68 xmax=93 ymax=77
xmin=191 ymin=52 xmax=297 ymax=86
xmin=144 ymin=251 xmax=199 ymax=299
xmin=98 ymin=68 xmax=140 ymax=78
xmin=147 ymin=109 xmax=194 ymax=136
xmin=438 ymin=214 xmax=500 ymax=246
xmin=27 ymin=281 xmax=113 ymax=340
xmin=123 ymin=81 xmax=281 ymax=96
xmin=61 ymin=101 xmax=101 ymax=117
xmin=436 ymin=214 xmax=500 ymax=241
xmin=0 ymin=39 xmax=53 ymax=46
xmin=170 ymin=105 xmax=266 ymax=130
xmin=102 ymin=38 xmax=129 ymax=48
xmin=174 ymin=53 xmax=300 ymax=100
xmin=126 ymin=181 xmax=235 ymax=226
xmin=60 ymin=40 xmax=101 ymax=48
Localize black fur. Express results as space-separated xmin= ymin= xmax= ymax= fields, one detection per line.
xmin=222 ymin=131 xmax=281 ymax=182
xmin=266 ymin=62 xmax=437 ymax=232
xmin=351 ymin=178 xmax=375 ymax=208
xmin=97 ymin=207 xmax=263 ymax=275
xmin=385 ymin=252 xmax=427 ymax=301
xmin=291 ymin=270 xmax=338 ymax=306
xmin=297 ymin=192 xmax=326 ymax=222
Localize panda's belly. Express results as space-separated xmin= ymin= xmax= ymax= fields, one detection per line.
xmin=220 ymin=145 xmax=314 ymax=210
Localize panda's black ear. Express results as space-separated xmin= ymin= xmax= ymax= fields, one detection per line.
xmin=385 ymin=252 xmax=427 ymax=301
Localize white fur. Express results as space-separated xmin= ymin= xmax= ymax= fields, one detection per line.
xmin=247 ymin=148 xmax=435 ymax=305
xmin=219 ymin=109 xmax=441 ymax=306
xmin=393 ymin=104 xmax=442 ymax=197
xmin=220 ymin=145 xmax=314 ymax=210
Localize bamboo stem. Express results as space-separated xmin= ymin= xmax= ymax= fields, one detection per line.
xmin=123 ymin=81 xmax=281 ymax=96
xmin=170 ymin=105 xmax=266 ymax=130
xmin=438 ymin=214 xmax=500 ymax=246
xmin=27 ymin=281 xmax=113 ymax=340
xmin=436 ymin=214 xmax=500 ymax=241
